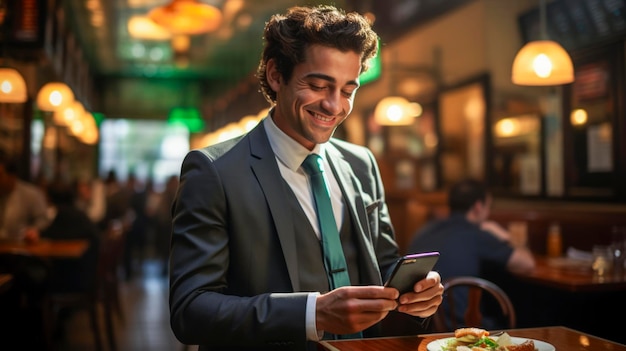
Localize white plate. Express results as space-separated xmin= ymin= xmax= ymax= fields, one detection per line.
xmin=426 ymin=336 xmax=555 ymax=351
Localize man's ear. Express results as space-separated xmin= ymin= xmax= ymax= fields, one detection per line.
xmin=266 ymin=59 xmax=282 ymax=92
xmin=466 ymin=200 xmax=483 ymax=221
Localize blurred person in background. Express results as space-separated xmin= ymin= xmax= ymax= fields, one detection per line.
xmin=41 ymin=180 xmax=101 ymax=341
xmin=154 ymin=175 xmax=178 ymax=275
xmin=407 ymin=178 xmax=535 ymax=330
xmin=0 ymin=154 xmax=50 ymax=242
xmin=124 ymin=176 xmax=152 ymax=280
xmin=42 ymin=180 xmax=100 ymax=292
xmin=74 ymin=175 xmax=107 ymax=225
xmin=102 ymin=170 xmax=133 ymax=229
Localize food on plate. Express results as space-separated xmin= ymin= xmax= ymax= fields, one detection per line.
xmin=441 ymin=328 xmax=537 ymax=351
xmin=454 ymin=327 xmax=490 ymax=343
xmin=503 ymin=340 xmax=535 ymax=351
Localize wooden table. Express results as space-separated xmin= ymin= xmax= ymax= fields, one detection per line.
xmin=511 ymin=255 xmax=626 ymax=292
xmin=317 ymin=326 xmax=626 ymax=351
xmin=0 ymin=239 xmax=90 ymax=259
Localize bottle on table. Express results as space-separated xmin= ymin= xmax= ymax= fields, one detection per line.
xmin=546 ymin=222 xmax=562 ymax=258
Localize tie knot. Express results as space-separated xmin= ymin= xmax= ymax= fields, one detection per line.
xmin=302 ymin=154 xmax=324 ymax=175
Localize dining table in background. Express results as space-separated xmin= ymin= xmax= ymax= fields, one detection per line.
xmin=317 ymin=326 xmax=626 ymax=351
xmin=511 ymin=255 xmax=626 ymax=292
xmin=0 ymin=239 xmax=90 ymax=259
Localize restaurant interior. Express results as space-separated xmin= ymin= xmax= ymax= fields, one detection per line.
xmin=1 ymin=0 xmax=626 ymax=350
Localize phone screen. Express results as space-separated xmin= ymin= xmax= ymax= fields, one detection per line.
xmin=384 ymin=251 xmax=440 ymax=294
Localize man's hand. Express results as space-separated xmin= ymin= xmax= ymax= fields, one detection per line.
xmin=315 ymin=286 xmax=399 ymax=335
xmin=396 ymin=271 xmax=443 ymax=317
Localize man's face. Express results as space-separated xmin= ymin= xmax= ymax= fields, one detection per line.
xmin=268 ymin=45 xmax=361 ymax=150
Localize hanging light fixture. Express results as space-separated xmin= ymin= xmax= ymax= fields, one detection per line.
xmin=374 ymin=96 xmax=418 ymax=126
xmin=511 ymin=0 xmax=574 ymax=86
xmin=0 ymin=67 xmax=28 ymax=103
xmin=373 ymin=49 xmax=427 ymax=126
xmin=149 ymin=0 xmax=223 ymax=35
xmin=128 ymin=15 xmax=172 ymax=40
xmin=36 ymin=82 xmax=74 ymax=112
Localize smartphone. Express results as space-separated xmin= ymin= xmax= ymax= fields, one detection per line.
xmin=384 ymin=251 xmax=440 ymax=294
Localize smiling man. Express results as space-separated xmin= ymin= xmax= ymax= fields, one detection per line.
xmin=168 ymin=5 xmax=443 ymax=351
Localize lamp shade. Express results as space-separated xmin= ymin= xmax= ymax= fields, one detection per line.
xmin=128 ymin=15 xmax=172 ymax=40
xmin=149 ymin=0 xmax=222 ymax=35
xmin=54 ymin=100 xmax=85 ymax=126
xmin=512 ymin=40 xmax=574 ymax=86
xmin=0 ymin=68 xmax=28 ymax=103
xmin=373 ymin=96 xmax=416 ymax=126
xmin=37 ymin=82 xmax=75 ymax=111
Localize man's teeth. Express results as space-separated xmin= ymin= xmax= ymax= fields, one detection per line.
xmin=312 ymin=113 xmax=332 ymax=122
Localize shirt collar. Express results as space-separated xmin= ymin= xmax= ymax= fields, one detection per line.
xmin=263 ymin=112 xmax=326 ymax=172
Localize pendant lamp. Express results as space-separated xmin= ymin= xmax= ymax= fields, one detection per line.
xmin=374 ymin=96 xmax=416 ymax=126
xmin=37 ymin=82 xmax=74 ymax=112
xmin=149 ymin=0 xmax=223 ymax=35
xmin=373 ymin=50 xmax=424 ymax=126
xmin=511 ymin=0 xmax=574 ymax=86
xmin=0 ymin=67 xmax=28 ymax=103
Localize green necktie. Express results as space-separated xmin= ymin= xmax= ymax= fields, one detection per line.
xmin=302 ymin=154 xmax=363 ymax=340
xmin=301 ymin=154 xmax=351 ymax=290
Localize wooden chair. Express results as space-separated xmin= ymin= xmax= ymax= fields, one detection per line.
xmin=432 ymin=276 xmax=516 ymax=332
xmin=45 ymin=219 xmax=126 ymax=351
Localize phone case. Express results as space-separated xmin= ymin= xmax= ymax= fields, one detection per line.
xmin=384 ymin=251 xmax=440 ymax=294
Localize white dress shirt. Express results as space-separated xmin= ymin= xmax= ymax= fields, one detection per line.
xmin=263 ymin=114 xmax=346 ymax=340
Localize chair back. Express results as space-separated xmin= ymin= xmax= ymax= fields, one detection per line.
xmin=97 ymin=220 xmax=126 ymax=290
xmin=433 ymin=276 xmax=516 ymax=332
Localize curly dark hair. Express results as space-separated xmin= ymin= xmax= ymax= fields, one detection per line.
xmin=256 ymin=5 xmax=379 ymax=104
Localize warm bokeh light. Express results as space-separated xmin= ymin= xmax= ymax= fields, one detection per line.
xmin=495 ymin=118 xmax=517 ymax=137
xmin=0 ymin=68 xmax=28 ymax=103
xmin=512 ymin=40 xmax=574 ymax=86
xmin=570 ymin=108 xmax=588 ymax=126
xmin=149 ymin=0 xmax=223 ymax=35
xmin=374 ymin=96 xmax=415 ymax=126
xmin=128 ymin=15 xmax=172 ymax=40
xmin=37 ymin=82 xmax=75 ymax=111
xmin=532 ymin=53 xmax=553 ymax=78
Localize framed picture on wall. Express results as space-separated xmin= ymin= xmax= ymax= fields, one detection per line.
xmin=437 ymin=74 xmax=490 ymax=188
xmin=563 ymin=40 xmax=625 ymax=200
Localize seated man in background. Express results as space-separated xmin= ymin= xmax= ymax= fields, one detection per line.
xmin=407 ymin=178 xmax=535 ymax=330
xmin=42 ymin=181 xmax=100 ymax=293
xmin=0 ymin=155 xmax=49 ymax=241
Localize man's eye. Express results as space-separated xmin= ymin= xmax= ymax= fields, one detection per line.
xmin=341 ymin=90 xmax=355 ymax=98
xmin=310 ymin=85 xmax=325 ymax=91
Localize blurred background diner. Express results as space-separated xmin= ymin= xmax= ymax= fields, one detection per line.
xmin=0 ymin=0 xmax=625 ymax=349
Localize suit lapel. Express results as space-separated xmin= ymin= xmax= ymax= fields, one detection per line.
xmin=247 ymin=123 xmax=301 ymax=291
xmin=325 ymin=145 xmax=382 ymax=285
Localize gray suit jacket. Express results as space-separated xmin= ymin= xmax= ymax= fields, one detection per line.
xmin=169 ymin=121 xmax=401 ymax=350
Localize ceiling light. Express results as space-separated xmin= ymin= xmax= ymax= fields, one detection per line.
xmin=373 ymin=96 xmax=415 ymax=126
xmin=36 ymin=82 xmax=74 ymax=111
xmin=511 ymin=0 xmax=573 ymax=86
xmin=149 ymin=0 xmax=223 ymax=35
xmin=0 ymin=67 xmax=27 ymax=103
xmin=570 ymin=108 xmax=587 ymax=126
xmin=128 ymin=15 xmax=172 ymax=40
